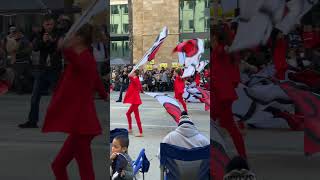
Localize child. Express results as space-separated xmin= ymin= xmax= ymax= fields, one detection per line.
xmin=110 ymin=135 xmax=134 ymax=180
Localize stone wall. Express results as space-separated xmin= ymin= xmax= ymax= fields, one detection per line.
xmin=132 ymin=0 xmax=180 ymax=67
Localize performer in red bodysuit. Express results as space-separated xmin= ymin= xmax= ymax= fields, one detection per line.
xmin=42 ymin=24 xmax=108 ymax=180
xmin=174 ymin=68 xmax=187 ymax=112
xmin=211 ymin=32 xmax=247 ymax=159
xmin=123 ymin=69 xmax=143 ymax=137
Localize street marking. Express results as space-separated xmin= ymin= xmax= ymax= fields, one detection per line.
xmin=110 ymin=106 xmax=207 ymax=111
xmin=111 ymin=123 xmax=177 ymax=128
xmin=110 ymin=123 xmax=209 ymax=132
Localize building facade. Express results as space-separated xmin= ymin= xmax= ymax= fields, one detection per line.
xmin=110 ymin=0 xmax=210 ymax=68
xmin=110 ymin=0 xmax=130 ymax=64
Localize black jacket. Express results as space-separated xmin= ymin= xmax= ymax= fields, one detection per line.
xmin=33 ymin=31 xmax=62 ymax=72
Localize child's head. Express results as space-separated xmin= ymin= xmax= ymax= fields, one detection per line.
xmin=112 ymin=135 xmax=129 ymax=154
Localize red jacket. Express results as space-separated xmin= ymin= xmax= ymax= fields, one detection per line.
xmin=174 ymin=75 xmax=185 ymax=99
xmin=211 ymin=43 xmax=238 ymax=102
xmin=274 ymin=38 xmax=288 ymax=71
xmin=42 ymin=48 xmax=108 ymax=135
xmin=303 ymin=31 xmax=315 ymax=48
xmin=123 ymin=76 xmax=142 ymax=105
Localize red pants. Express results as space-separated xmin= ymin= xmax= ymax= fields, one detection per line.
xmin=176 ymin=95 xmax=188 ymax=113
xmin=126 ymin=104 xmax=143 ymax=134
xmin=51 ymin=134 xmax=95 ymax=180
xmin=217 ymin=101 xmax=247 ymax=159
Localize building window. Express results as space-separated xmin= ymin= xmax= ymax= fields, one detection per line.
xmin=189 ymin=20 xmax=194 ymax=29
xmin=111 ymin=5 xmax=119 ymax=14
xmin=205 ymin=0 xmax=210 ymax=8
xmin=123 ymin=24 xmax=129 ymax=34
xmin=188 ymin=1 xmax=194 ymax=9
xmin=111 ymin=24 xmax=118 ymax=33
xmin=111 ymin=42 xmax=118 ymax=51
xmin=122 ymin=4 xmax=128 ymax=14
xmin=205 ymin=18 xmax=210 ymax=32
xmin=124 ymin=41 xmax=129 ymax=50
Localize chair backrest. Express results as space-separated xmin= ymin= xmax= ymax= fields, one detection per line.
xmin=160 ymin=143 xmax=210 ymax=180
xmin=132 ymin=148 xmax=150 ymax=176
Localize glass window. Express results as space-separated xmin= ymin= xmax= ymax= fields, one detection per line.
xmin=123 ymin=24 xmax=129 ymax=33
xmin=123 ymin=5 xmax=129 ymax=14
xmin=189 ymin=20 xmax=194 ymax=29
xmin=205 ymin=0 xmax=210 ymax=8
xmin=111 ymin=42 xmax=118 ymax=51
xmin=205 ymin=18 xmax=210 ymax=32
xmin=111 ymin=24 xmax=118 ymax=33
xmin=111 ymin=5 xmax=119 ymax=14
xmin=188 ymin=1 xmax=194 ymax=9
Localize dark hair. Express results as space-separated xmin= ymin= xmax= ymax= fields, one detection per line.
xmin=225 ymin=156 xmax=250 ymax=174
xmin=134 ymin=69 xmax=140 ymax=76
xmin=76 ymin=23 xmax=94 ymax=47
xmin=114 ymin=135 xmax=129 ymax=151
xmin=43 ymin=15 xmax=54 ymax=23
xmin=175 ymin=68 xmax=182 ymax=76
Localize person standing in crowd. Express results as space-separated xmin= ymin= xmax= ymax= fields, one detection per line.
xmin=92 ymin=26 xmax=107 ymax=76
xmin=287 ymin=24 xmax=303 ymax=68
xmin=160 ymin=68 xmax=168 ymax=92
xmin=173 ymin=68 xmax=188 ymax=112
xmin=123 ymin=69 xmax=144 ymax=137
xmin=211 ymin=31 xmax=247 ymax=159
xmin=273 ymin=31 xmax=288 ymax=80
xmin=303 ymin=25 xmax=315 ymax=64
xmin=19 ymin=15 xmax=63 ymax=128
xmin=116 ymin=67 xmax=129 ymax=102
xmin=6 ymin=27 xmax=33 ymax=94
xmin=42 ymin=24 xmax=108 ymax=180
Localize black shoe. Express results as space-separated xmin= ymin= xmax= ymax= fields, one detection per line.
xmin=116 ymin=100 xmax=122 ymax=102
xmin=18 ymin=121 xmax=38 ymax=128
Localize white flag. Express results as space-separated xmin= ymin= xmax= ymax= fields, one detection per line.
xmin=229 ymin=12 xmax=272 ymax=52
xmin=276 ymin=0 xmax=319 ymax=34
xmin=133 ymin=26 xmax=168 ymax=71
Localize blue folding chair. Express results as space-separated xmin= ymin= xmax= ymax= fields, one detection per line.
xmin=160 ymin=143 xmax=210 ymax=180
xmin=132 ymin=148 xmax=150 ymax=180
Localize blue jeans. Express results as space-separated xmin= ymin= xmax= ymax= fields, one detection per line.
xmin=28 ymin=70 xmax=59 ymax=124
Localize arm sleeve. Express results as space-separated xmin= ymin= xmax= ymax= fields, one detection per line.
xmin=95 ymin=74 xmax=109 ymax=100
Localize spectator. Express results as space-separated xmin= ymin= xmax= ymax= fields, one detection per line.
xmin=302 ymin=25 xmax=315 ymax=62
xmin=110 ymin=135 xmax=134 ymax=180
xmin=160 ymin=111 xmax=209 ymax=149
xmin=7 ymin=27 xmax=33 ymax=94
xmin=116 ymin=67 xmax=129 ymax=102
xmin=160 ymin=69 xmax=168 ymax=92
xmin=19 ymin=15 xmax=63 ymax=128
xmin=92 ymin=25 xmax=107 ymax=76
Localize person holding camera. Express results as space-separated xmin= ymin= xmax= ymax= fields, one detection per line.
xmin=19 ymin=15 xmax=63 ymax=128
